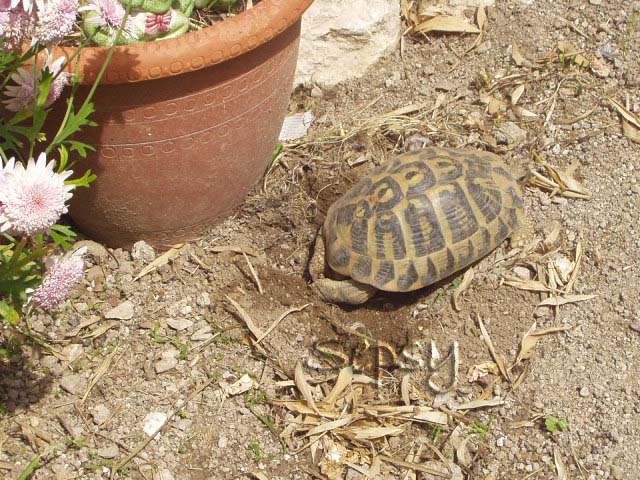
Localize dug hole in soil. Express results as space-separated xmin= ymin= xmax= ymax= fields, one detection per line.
xmin=1 ymin=0 xmax=639 ymax=479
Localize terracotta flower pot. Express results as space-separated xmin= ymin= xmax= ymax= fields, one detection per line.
xmin=54 ymin=0 xmax=313 ymax=250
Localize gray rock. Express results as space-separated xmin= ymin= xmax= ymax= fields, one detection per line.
xmin=167 ymin=318 xmax=193 ymax=332
xmin=62 ymin=344 xmax=85 ymax=363
xmin=196 ymin=292 xmax=211 ymax=307
xmin=155 ymin=350 xmax=179 ymax=374
xmin=91 ymin=404 xmax=111 ymax=425
xmin=158 ymin=469 xmax=175 ymax=480
xmin=97 ymin=444 xmax=119 ymax=459
xmin=495 ymin=122 xmax=527 ymax=146
xmin=294 ymin=0 xmax=400 ymax=87
xmin=422 ymin=462 xmax=463 ymax=480
xmin=131 ymin=241 xmax=156 ymax=263
xmin=191 ymin=326 xmax=213 ymax=341
xmin=59 ymin=374 xmax=87 ymax=396
xmin=105 ymin=301 xmax=134 ymax=320
xmin=73 ymin=240 xmax=109 ymax=262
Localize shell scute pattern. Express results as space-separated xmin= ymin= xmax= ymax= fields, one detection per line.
xmin=323 ymin=147 xmax=524 ymax=292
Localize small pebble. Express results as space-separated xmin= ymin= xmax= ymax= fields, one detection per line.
xmin=579 ymin=386 xmax=591 ymax=398
xmin=98 ymin=444 xmax=119 ymax=459
xmin=310 ymin=85 xmax=324 ymax=98
xmin=155 ymin=350 xmax=179 ymax=374
xmin=167 ymin=318 xmax=193 ymax=332
xmin=131 ymin=241 xmax=156 ymax=263
xmin=91 ymin=404 xmax=111 ymax=425
xmin=59 ymin=374 xmax=87 ymax=396
xmin=105 ymin=301 xmax=135 ymax=320
xmin=142 ymin=412 xmax=167 ymax=436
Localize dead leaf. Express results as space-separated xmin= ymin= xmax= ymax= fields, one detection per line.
xmin=401 ymin=374 xmax=411 ymax=406
xmin=564 ymin=241 xmax=583 ymax=293
xmin=591 ymin=56 xmax=611 ymax=77
xmin=324 ymin=366 xmax=353 ymax=406
xmin=225 ymin=374 xmax=254 ymax=396
xmin=81 ymin=321 xmax=117 ymax=339
xmin=513 ymin=106 xmax=538 ymax=119
xmin=512 ymin=42 xmax=525 ymax=66
xmin=295 ymin=362 xmax=320 ymax=415
xmin=210 ymin=245 xmax=262 ymax=257
xmin=305 ymin=418 xmax=353 ymax=437
xmin=622 ymin=119 xmax=640 ymax=143
xmin=134 ymin=243 xmax=185 ymax=281
xmin=349 ymin=425 xmax=405 ymax=440
xmin=453 ymin=268 xmax=474 ymax=311
xmin=467 ymin=361 xmax=499 ymax=382
xmin=477 ymin=315 xmax=510 ymax=382
xmin=557 ymin=41 xmax=589 ymax=67
xmin=415 ymin=15 xmax=481 ymax=34
xmin=554 ymin=447 xmax=568 ymax=480
xmin=609 ymin=97 xmax=640 ymax=144
xmin=511 ymin=84 xmax=525 ymax=105
xmin=516 ymin=322 xmax=572 ymax=364
xmin=544 ymin=162 xmax=591 ymax=199
xmin=537 ymin=294 xmax=596 ymax=307
xmin=454 ymin=397 xmax=505 ymax=410
xmin=476 ymin=6 xmax=487 ymax=31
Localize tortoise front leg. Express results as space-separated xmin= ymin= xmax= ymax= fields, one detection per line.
xmin=309 ymin=228 xmax=377 ymax=305
xmin=311 ymin=277 xmax=378 ymax=305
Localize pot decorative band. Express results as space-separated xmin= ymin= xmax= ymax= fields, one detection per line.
xmin=55 ymin=0 xmax=314 ymax=84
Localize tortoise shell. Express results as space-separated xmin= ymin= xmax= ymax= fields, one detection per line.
xmin=323 ymin=147 xmax=524 ymax=292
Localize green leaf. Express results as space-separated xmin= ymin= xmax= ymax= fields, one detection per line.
xmin=49 ymin=224 xmax=77 ymax=250
xmin=66 ymin=169 xmax=96 ymax=188
xmin=0 ymin=301 xmax=21 ymax=326
xmin=47 ymin=101 xmax=97 ymax=154
xmin=545 ymin=415 xmax=570 ymax=433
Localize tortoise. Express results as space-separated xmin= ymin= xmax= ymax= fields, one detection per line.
xmin=309 ymin=146 xmax=530 ymax=305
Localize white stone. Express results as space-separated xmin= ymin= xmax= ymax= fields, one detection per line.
xmin=98 ymin=444 xmax=119 ymax=459
xmin=167 ymin=318 xmax=193 ymax=331
xmin=155 ymin=352 xmax=179 ymax=374
xmin=131 ymin=241 xmax=156 ymax=263
xmin=62 ymin=344 xmax=85 ymax=362
xmin=196 ymin=291 xmax=211 ymax=307
xmin=449 ymin=0 xmax=494 ymax=5
xmin=105 ymin=300 xmax=134 ymax=320
xmin=142 ymin=411 xmax=167 ymax=436
xmin=158 ymin=470 xmax=175 ymax=480
xmin=191 ymin=326 xmax=213 ymax=341
xmin=59 ymin=374 xmax=87 ymax=396
xmin=295 ymin=0 xmax=400 ymax=87
xmin=91 ymin=404 xmax=111 ymax=425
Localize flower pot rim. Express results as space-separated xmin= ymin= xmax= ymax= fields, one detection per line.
xmin=54 ymin=0 xmax=313 ymax=85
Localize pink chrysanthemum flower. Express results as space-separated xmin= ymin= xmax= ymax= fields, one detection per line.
xmin=2 ymin=51 xmax=70 ymax=112
xmin=33 ymin=0 xmax=79 ymax=45
xmin=80 ymin=0 xmax=135 ymax=37
xmin=0 ymin=0 xmax=35 ymax=52
xmin=31 ymin=247 xmax=86 ymax=310
xmin=0 ymin=153 xmax=75 ymax=237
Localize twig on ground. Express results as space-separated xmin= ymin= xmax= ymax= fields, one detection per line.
xmin=256 ymin=304 xmax=311 ymax=344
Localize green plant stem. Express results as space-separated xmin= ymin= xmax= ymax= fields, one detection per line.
xmin=47 ymin=13 xmax=129 ymax=155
